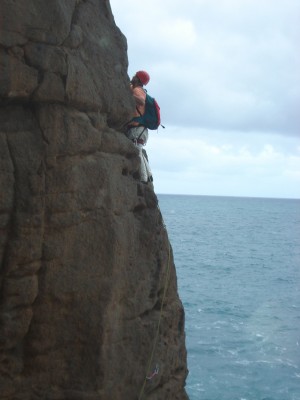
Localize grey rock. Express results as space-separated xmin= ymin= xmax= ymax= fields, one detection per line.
xmin=0 ymin=50 xmax=38 ymax=99
xmin=63 ymin=24 xmax=84 ymax=49
xmin=0 ymin=0 xmax=77 ymax=45
xmin=0 ymin=1 xmax=189 ymax=399
xmin=24 ymin=43 xmax=68 ymax=75
xmin=33 ymin=72 xmax=65 ymax=103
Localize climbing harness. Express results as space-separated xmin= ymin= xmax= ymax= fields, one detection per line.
xmin=138 ymin=218 xmax=172 ymax=400
xmin=126 ymin=125 xmax=146 ymax=146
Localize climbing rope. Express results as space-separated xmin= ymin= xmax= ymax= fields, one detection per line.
xmin=138 ymin=224 xmax=172 ymax=400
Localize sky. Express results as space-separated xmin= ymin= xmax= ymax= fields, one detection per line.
xmin=110 ymin=0 xmax=300 ymax=199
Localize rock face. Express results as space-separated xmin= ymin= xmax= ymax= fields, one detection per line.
xmin=0 ymin=1 xmax=188 ymax=399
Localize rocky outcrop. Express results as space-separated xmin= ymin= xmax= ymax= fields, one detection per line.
xmin=0 ymin=1 xmax=188 ymax=399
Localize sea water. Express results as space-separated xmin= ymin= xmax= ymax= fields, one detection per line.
xmin=157 ymin=195 xmax=300 ymax=400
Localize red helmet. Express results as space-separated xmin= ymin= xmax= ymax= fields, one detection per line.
xmin=136 ymin=70 xmax=150 ymax=86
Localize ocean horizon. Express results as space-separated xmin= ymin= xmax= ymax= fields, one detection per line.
xmin=158 ymin=193 xmax=300 ymax=201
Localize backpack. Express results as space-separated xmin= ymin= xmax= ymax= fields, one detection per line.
xmin=132 ymin=92 xmax=164 ymax=130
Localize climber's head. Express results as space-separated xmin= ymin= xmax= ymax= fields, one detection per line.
xmin=134 ymin=70 xmax=150 ymax=86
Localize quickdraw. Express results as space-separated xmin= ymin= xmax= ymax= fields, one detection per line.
xmin=146 ymin=364 xmax=159 ymax=381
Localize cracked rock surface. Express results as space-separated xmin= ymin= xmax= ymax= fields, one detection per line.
xmin=0 ymin=1 xmax=188 ymax=399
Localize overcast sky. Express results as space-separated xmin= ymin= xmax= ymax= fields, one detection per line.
xmin=110 ymin=0 xmax=300 ymax=199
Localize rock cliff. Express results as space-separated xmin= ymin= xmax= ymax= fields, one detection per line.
xmin=0 ymin=1 xmax=188 ymax=399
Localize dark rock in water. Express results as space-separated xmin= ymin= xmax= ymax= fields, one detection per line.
xmin=0 ymin=1 xmax=188 ymax=399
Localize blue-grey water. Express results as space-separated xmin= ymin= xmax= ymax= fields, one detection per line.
xmin=157 ymin=194 xmax=300 ymax=400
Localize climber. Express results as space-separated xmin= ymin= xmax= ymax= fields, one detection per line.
xmin=126 ymin=70 xmax=153 ymax=185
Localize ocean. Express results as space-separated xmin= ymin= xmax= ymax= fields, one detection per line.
xmin=157 ymin=194 xmax=300 ymax=400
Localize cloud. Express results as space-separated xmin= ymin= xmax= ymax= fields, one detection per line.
xmin=110 ymin=0 xmax=300 ymax=198
xmin=111 ymin=0 xmax=300 ymax=136
xmin=146 ymin=127 xmax=300 ymax=198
